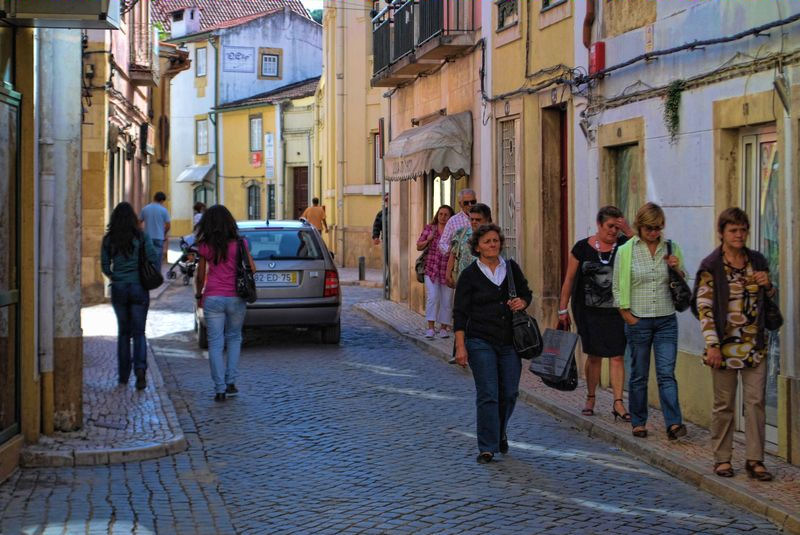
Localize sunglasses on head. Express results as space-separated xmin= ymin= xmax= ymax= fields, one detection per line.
xmin=462 ymin=199 xmax=477 ymax=206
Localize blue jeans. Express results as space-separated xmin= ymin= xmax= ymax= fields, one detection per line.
xmin=204 ymin=296 xmax=247 ymax=394
xmin=625 ymin=314 xmax=683 ymax=428
xmin=466 ymin=337 xmax=521 ymax=454
xmin=111 ymin=281 xmax=150 ymax=381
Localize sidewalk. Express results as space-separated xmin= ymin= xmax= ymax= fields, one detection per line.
xmin=354 ymin=298 xmax=800 ymax=534
xmin=21 ymin=298 xmax=186 ymax=467
xmin=338 ymin=266 xmax=383 ymax=288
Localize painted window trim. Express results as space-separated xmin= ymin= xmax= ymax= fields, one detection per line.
xmin=495 ymin=0 xmax=519 ymax=32
xmin=249 ymin=114 xmax=263 ymax=152
xmin=258 ymin=48 xmax=283 ymax=80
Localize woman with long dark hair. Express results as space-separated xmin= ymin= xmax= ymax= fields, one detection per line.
xmin=195 ymin=205 xmax=256 ymax=402
xmin=101 ymin=202 xmax=161 ymax=390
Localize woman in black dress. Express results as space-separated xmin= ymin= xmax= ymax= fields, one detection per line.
xmin=558 ymin=206 xmax=633 ymax=420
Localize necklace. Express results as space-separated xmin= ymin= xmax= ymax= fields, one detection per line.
xmin=594 ymin=237 xmax=616 ymax=265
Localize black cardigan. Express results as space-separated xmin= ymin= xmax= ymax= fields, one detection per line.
xmin=453 ymin=259 xmax=533 ymax=346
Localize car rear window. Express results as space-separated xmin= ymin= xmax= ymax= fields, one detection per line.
xmin=242 ymin=229 xmax=323 ymax=260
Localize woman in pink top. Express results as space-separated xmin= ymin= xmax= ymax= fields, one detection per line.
xmin=416 ymin=205 xmax=455 ymax=339
xmin=195 ymin=205 xmax=256 ymax=402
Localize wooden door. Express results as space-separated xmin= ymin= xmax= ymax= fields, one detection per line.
xmin=293 ymin=167 xmax=309 ymax=219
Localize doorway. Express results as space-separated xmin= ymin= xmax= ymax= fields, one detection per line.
xmin=740 ymin=126 xmax=780 ymax=444
xmin=497 ymin=117 xmax=519 ymax=261
xmin=541 ymin=106 xmax=568 ymax=320
xmin=292 ymin=167 xmax=309 ymax=220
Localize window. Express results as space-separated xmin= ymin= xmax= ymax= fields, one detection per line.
xmin=193 ymin=185 xmax=213 ymax=205
xmin=542 ymin=0 xmax=567 ymax=10
xmin=172 ymin=10 xmax=183 ymax=22
xmin=372 ymin=132 xmax=383 ymax=184
xmin=195 ymin=47 xmax=207 ymax=77
xmin=261 ymin=53 xmax=280 ymax=77
xmin=195 ymin=119 xmax=208 ymax=155
xmin=267 ymin=184 xmax=276 ymax=219
xmin=607 ymin=144 xmax=640 ymax=225
xmin=241 ymin=229 xmax=323 ymax=261
xmin=247 ymin=184 xmax=261 ymax=220
xmin=496 ymin=0 xmax=518 ymax=30
xmin=249 ymin=115 xmax=263 ymax=152
xmin=258 ymin=48 xmax=283 ymax=79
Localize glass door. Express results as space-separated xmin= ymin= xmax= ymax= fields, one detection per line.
xmin=0 ymin=88 xmax=21 ymax=445
xmin=741 ymin=128 xmax=780 ymax=445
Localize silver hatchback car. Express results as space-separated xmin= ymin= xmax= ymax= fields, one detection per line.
xmin=195 ymin=220 xmax=341 ymax=347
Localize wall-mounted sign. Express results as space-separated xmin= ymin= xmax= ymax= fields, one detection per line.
xmin=222 ymin=46 xmax=255 ymax=73
xmin=264 ymin=132 xmax=275 ymax=180
xmin=250 ymin=151 xmax=262 ymax=168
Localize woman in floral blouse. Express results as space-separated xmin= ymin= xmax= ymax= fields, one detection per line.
xmin=693 ymin=207 xmax=775 ymax=481
xmin=417 ymin=205 xmax=455 ymax=338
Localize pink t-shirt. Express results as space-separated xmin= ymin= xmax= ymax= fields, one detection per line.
xmin=198 ymin=240 xmax=248 ymax=297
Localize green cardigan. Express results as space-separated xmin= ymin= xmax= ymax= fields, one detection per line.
xmin=613 ymin=237 xmax=685 ymax=310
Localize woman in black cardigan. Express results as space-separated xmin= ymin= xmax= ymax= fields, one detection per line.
xmin=454 ymin=224 xmax=533 ymax=463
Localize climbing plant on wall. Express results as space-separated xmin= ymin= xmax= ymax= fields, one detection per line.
xmin=663 ymin=79 xmax=685 ymax=144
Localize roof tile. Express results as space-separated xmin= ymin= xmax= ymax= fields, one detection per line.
xmin=153 ymin=0 xmax=311 ymax=33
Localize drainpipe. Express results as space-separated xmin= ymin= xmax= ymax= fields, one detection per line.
xmin=335 ymin=5 xmax=345 ymax=266
xmin=583 ymin=0 xmax=596 ymax=49
xmin=210 ymin=36 xmax=222 ymax=203
xmin=37 ymin=29 xmax=55 ymax=435
xmin=276 ymin=101 xmax=285 ymax=219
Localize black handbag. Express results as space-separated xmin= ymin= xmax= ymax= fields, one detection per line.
xmin=506 ymin=261 xmax=543 ymax=360
xmin=236 ymin=238 xmax=257 ymax=304
xmin=529 ymin=327 xmax=579 ymax=391
xmin=666 ymin=240 xmax=691 ymax=312
xmin=138 ymin=233 xmax=164 ymax=291
xmin=763 ymin=291 xmax=783 ymax=331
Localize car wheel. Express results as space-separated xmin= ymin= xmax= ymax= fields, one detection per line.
xmin=198 ymin=321 xmax=209 ymax=349
xmin=321 ymin=321 xmax=341 ymax=344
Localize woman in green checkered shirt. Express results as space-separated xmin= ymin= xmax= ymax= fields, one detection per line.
xmin=613 ymin=202 xmax=687 ymax=441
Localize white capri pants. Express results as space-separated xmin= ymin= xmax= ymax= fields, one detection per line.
xmin=424 ymin=275 xmax=454 ymax=325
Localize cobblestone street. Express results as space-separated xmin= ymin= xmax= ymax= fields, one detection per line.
xmin=0 ymin=284 xmax=783 ymax=534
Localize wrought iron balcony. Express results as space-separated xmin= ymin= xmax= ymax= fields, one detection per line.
xmin=392 ymin=0 xmax=415 ymax=62
xmin=372 ymin=7 xmax=392 ymax=75
xmin=129 ymin=22 xmax=160 ymax=87
xmin=416 ymin=0 xmax=476 ymax=60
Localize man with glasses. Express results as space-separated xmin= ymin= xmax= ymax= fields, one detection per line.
xmin=438 ymin=189 xmax=477 ymax=255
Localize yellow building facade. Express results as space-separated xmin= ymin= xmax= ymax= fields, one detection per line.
xmin=319 ymin=1 xmax=387 ymax=270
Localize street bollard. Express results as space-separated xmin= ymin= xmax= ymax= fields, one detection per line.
xmin=358 ymin=256 xmax=366 ymax=281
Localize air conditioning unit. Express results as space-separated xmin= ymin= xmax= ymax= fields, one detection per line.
xmin=0 ymin=0 xmax=121 ymax=29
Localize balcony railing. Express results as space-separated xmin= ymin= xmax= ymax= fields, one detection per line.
xmin=372 ymin=8 xmax=391 ymax=75
xmin=129 ymin=22 xmax=160 ymax=86
xmin=392 ymin=0 xmax=415 ymax=62
xmin=419 ymin=0 xmax=476 ymax=46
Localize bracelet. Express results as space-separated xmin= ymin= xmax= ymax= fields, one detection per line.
xmin=558 ymin=309 xmax=569 ymax=315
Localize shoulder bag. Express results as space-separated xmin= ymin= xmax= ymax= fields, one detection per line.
xmin=666 ymin=240 xmax=691 ymax=312
xmin=506 ymin=261 xmax=543 ymax=360
xmin=763 ymin=291 xmax=783 ymax=331
xmin=138 ymin=234 xmax=164 ymax=290
xmin=236 ymin=238 xmax=258 ymax=303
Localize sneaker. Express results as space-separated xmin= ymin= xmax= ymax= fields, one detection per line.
xmin=225 ymin=384 xmax=239 ymax=397
xmin=438 ymin=329 xmax=450 ymax=339
xmin=214 ymin=393 xmax=226 ymax=402
xmin=424 ymin=328 xmax=435 ymax=339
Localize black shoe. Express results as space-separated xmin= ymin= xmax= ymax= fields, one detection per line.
xmin=476 ymin=452 xmax=493 ymax=464
xmin=118 ymin=375 xmax=130 ymax=385
xmin=499 ymin=435 xmax=509 ymax=454
xmin=666 ymin=424 xmax=687 ymax=441
xmin=225 ymin=384 xmax=239 ymax=397
xmin=134 ymin=369 xmax=146 ymax=391
xmin=214 ymin=393 xmax=226 ymax=402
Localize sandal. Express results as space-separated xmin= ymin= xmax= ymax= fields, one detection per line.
xmin=666 ymin=424 xmax=687 ymax=441
xmin=582 ymin=394 xmax=596 ymax=416
xmin=611 ymin=399 xmax=631 ymax=422
xmin=745 ymin=460 xmax=773 ymax=481
xmin=713 ymin=462 xmax=734 ymax=478
xmin=632 ymin=426 xmax=648 ymax=438
xmin=476 ymin=452 xmax=493 ymax=464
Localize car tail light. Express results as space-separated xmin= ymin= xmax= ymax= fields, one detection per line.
xmin=324 ymin=270 xmax=339 ymax=297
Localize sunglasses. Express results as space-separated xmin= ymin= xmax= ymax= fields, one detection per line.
xmin=643 ymin=225 xmax=663 ymax=232
xmin=462 ymin=199 xmax=477 ymax=206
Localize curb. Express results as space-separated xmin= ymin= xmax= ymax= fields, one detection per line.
xmin=354 ymin=302 xmax=800 ymax=535
xmin=20 ymin=340 xmax=187 ymax=468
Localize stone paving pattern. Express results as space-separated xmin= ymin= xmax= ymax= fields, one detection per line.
xmin=0 ymin=285 xmax=784 ymax=533
xmin=20 ymin=303 xmax=186 ymax=468
xmin=355 ymin=298 xmax=800 ymax=533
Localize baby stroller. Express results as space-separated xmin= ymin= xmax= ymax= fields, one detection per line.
xmin=166 ymin=236 xmax=199 ymax=286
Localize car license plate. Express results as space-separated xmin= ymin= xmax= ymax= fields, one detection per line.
xmin=254 ymin=271 xmax=298 ymax=287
